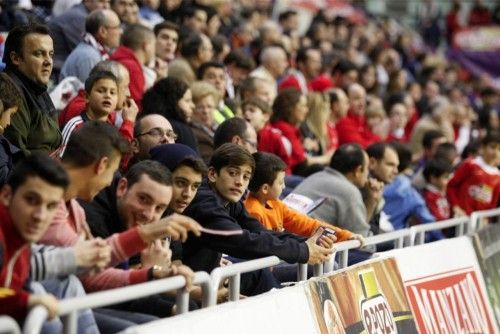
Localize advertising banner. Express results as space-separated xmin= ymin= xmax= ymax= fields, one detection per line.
xmin=306 ymin=257 xmax=418 ymax=334
xmin=383 ymin=237 xmax=498 ymax=334
xmin=472 ymin=223 xmax=500 ymax=327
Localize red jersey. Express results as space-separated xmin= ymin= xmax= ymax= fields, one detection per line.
xmin=423 ymin=185 xmax=451 ymax=221
xmin=336 ymin=111 xmax=381 ymax=147
xmin=258 ymin=124 xmax=292 ymax=174
xmin=447 ymin=157 xmax=500 ymax=214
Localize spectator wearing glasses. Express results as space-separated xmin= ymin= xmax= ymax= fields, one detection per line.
xmin=142 ymin=77 xmax=199 ymax=153
xmin=131 ymin=113 xmax=177 ymax=164
xmin=60 ymin=9 xmax=122 ymax=83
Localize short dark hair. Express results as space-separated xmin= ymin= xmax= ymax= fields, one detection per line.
xmin=366 ymin=142 xmax=393 ymax=161
xmin=177 ymin=156 xmax=207 ymax=176
xmin=482 ymin=130 xmax=500 ymax=146
xmin=84 ymin=70 xmax=118 ymax=94
xmin=238 ymin=77 xmax=258 ymax=99
xmin=3 ymin=22 xmax=52 ymax=68
xmin=422 ymin=130 xmax=445 ymax=149
xmin=197 ymin=61 xmax=225 ymax=80
xmin=296 ymin=47 xmax=318 ymax=65
xmin=423 ymin=159 xmax=452 ymax=182
xmin=209 ymin=143 xmax=255 ymax=174
xmin=85 ymin=9 xmax=107 ymax=36
xmin=142 ymin=77 xmax=189 ymax=122
xmin=271 ymin=88 xmax=302 ymax=123
xmin=121 ymin=24 xmax=154 ymax=50
xmin=248 ymin=152 xmax=286 ymax=193
xmin=434 ymin=142 xmax=457 ymax=161
xmin=241 ymin=98 xmax=271 ymax=115
xmin=332 ymin=59 xmax=357 ymax=75
xmin=223 ymin=49 xmax=255 ymax=71
xmin=180 ymin=33 xmax=204 ymax=58
xmin=390 ymin=142 xmax=412 ymax=172
xmin=8 ymin=153 xmax=69 ymax=193
xmin=278 ymin=9 xmax=297 ymax=22
xmin=0 ymin=73 xmax=22 ymax=110
xmin=330 ymin=144 xmax=366 ymax=174
xmin=213 ymin=117 xmax=249 ymax=149
xmin=154 ymin=20 xmax=179 ymax=36
xmin=62 ymin=121 xmax=130 ymax=167
xmin=125 ymin=160 xmax=172 ymax=188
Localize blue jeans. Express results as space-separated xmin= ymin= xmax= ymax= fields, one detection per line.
xmin=31 ymin=275 xmax=99 ymax=334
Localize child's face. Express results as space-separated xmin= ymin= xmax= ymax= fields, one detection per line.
xmin=170 ymin=165 xmax=202 ymax=213
xmin=481 ymin=142 xmax=500 ymax=166
xmin=431 ymin=173 xmax=450 ymax=192
xmin=87 ymin=78 xmax=118 ymax=117
xmin=209 ymin=165 xmax=253 ymax=203
xmin=266 ymin=171 xmax=286 ymax=200
xmin=243 ymin=105 xmax=268 ymax=131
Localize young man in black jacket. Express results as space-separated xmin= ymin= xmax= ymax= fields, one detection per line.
xmin=181 ymin=143 xmax=334 ymax=273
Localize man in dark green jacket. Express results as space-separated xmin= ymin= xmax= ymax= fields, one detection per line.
xmin=2 ymin=22 xmax=62 ymax=156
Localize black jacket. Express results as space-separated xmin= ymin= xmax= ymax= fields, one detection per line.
xmin=182 ymin=181 xmax=309 ymax=272
xmin=0 ymin=136 xmax=22 ymax=186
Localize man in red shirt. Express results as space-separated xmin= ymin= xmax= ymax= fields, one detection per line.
xmin=336 ymin=83 xmax=381 ymax=147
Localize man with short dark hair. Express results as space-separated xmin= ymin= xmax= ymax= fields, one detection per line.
xmin=154 ymin=21 xmax=179 ymax=63
xmin=279 ymin=47 xmax=322 ymax=94
xmin=213 ymin=117 xmax=257 ymax=153
xmin=60 ymin=9 xmax=122 ymax=82
xmin=293 ymin=144 xmax=375 ymax=238
xmin=49 ymin=0 xmax=111 ymax=72
xmin=2 ymin=23 xmax=61 ymax=155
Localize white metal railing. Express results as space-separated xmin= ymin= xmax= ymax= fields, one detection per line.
xmin=21 ymin=209 xmax=500 ymax=334
xmin=469 ymin=208 xmax=500 ymax=234
xmin=23 ymin=272 xmax=212 ymax=334
xmin=0 ymin=316 xmax=21 ymax=334
xmin=210 ymin=256 xmax=281 ymax=305
xmin=409 ymin=216 xmax=469 ymax=246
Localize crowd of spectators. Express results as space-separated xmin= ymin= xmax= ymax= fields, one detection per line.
xmin=0 ymin=0 xmax=499 ymax=333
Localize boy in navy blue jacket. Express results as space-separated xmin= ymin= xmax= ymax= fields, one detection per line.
xmin=182 ymin=143 xmax=335 ymax=274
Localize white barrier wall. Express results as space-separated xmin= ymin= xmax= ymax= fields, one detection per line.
xmin=122 ymin=284 xmax=318 ymax=334
xmin=382 ymin=237 xmax=498 ymax=334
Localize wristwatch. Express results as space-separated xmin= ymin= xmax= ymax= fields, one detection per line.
xmin=147 ymin=265 xmax=163 ymax=280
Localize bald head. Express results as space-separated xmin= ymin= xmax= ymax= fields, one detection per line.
xmin=348 ymin=83 xmax=366 ymax=116
xmin=260 ymin=46 xmax=288 ymax=79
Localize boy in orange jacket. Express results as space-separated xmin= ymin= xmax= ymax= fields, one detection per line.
xmin=245 ymin=151 xmax=364 ymax=244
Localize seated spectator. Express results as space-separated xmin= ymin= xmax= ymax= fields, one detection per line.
xmin=213 ymin=117 xmax=257 ymax=153
xmin=326 ymin=88 xmax=349 ymax=152
xmin=279 ymin=47 xmax=322 ymax=94
xmin=197 ymin=61 xmax=234 ymax=124
xmin=181 ymin=143 xmax=335 ymax=276
xmin=190 ymin=81 xmax=219 ymax=163
xmin=447 ymin=132 xmax=500 ymax=215
xmin=239 ymin=76 xmax=276 ymax=107
xmin=60 ymin=70 xmax=137 ymax=155
xmin=365 ymin=96 xmax=388 ymax=140
xmin=42 ymin=122 xmax=201 ymax=319
xmin=382 ymin=143 xmax=444 ymax=240
xmin=410 ymin=97 xmax=454 ymax=157
xmin=111 ymin=0 xmax=141 ymax=26
xmin=336 ymin=83 xmax=381 ymax=147
xmin=423 ymin=159 xmax=452 ymax=221
xmin=0 ymin=73 xmax=23 ymax=186
xmin=60 ymin=9 xmax=122 ymax=83
xmin=0 ymin=154 xmax=69 ymax=325
xmin=142 ymin=77 xmax=198 ymax=152
xmin=59 ymin=60 xmax=136 ymax=128
xmin=245 ymin=151 xmax=361 ymax=243
xmin=270 ymin=88 xmax=331 ymax=176
xmin=110 ymin=24 xmax=157 ymax=107
xmin=300 ymin=92 xmax=335 ymax=157
xmin=223 ymin=50 xmax=255 ymax=98
xmin=3 ymin=23 xmax=62 ymax=155
xmin=412 ymin=130 xmax=449 ymax=190
xmin=130 ymin=113 xmax=176 ymax=164
xmin=169 ymin=33 xmax=213 ymax=85
xmin=154 ymin=21 xmax=179 ymax=63
xmin=250 ymin=46 xmax=288 ymax=96
xmin=386 ymin=102 xmax=410 ymax=142
xmin=293 ymin=144 xmax=375 ymax=239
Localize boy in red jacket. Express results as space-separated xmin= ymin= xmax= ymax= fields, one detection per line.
xmin=0 ymin=153 xmax=69 ymax=322
xmin=423 ymin=159 xmax=452 ymax=221
xmin=447 ymin=132 xmax=500 ymax=215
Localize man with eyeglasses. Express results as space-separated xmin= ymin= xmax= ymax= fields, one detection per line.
xmin=60 ymin=9 xmax=122 ymax=83
xmin=131 ymin=113 xmax=178 ymax=163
